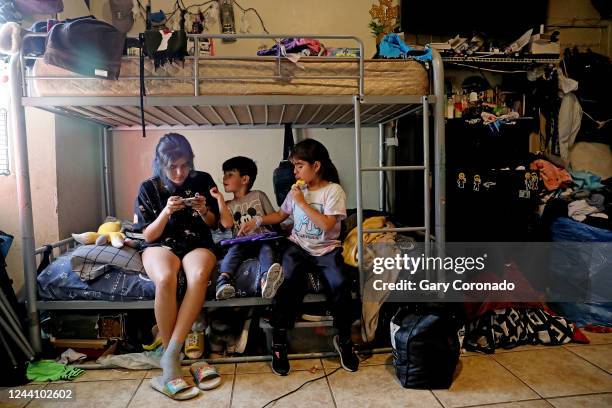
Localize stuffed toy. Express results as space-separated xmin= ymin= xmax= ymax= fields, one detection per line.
xmin=0 ymin=21 xmax=25 ymax=55
xmin=72 ymin=221 xmax=129 ymax=249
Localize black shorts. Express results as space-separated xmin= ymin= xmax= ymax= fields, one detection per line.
xmin=141 ymin=242 xmax=214 ymax=260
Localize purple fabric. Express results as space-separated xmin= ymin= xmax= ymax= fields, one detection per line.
xmin=15 ymin=0 xmax=63 ymax=16
xmin=257 ymin=38 xmax=307 ymax=56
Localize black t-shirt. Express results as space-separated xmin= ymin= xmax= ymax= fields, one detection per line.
xmin=134 ymin=171 xmax=220 ymax=252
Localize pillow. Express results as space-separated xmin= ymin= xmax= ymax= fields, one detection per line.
xmin=70 ymin=245 xmax=144 ymax=281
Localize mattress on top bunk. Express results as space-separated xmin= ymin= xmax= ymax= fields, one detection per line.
xmin=31 ymin=58 xmax=429 ymax=97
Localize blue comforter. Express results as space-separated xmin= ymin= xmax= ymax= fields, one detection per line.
xmin=37 ymin=250 xmax=156 ymax=301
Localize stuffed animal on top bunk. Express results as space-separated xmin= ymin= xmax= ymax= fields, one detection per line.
xmin=0 ymin=21 xmax=25 ymax=55
xmin=72 ymin=220 xmax=136 ymax=249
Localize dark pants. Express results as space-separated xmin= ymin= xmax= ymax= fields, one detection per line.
xmin=271 ymin=243 xmax=353 ymax=340
xmin=219 ymin=242 xmax=275 ymax=277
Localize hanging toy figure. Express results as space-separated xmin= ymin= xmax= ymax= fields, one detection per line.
xmin=524 ymin=172 xmax=531 ymax=190
xmin=473 ymin=174 xmax=481 ymax=191
xmin=530 ymin=172 xmax=539 ymax=191
xmin=457 ymin=172 xmax=466 ymax=189
xmin=191 ymin=8 xmax=204 ymax=34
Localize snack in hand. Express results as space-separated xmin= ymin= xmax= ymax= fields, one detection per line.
xmin=292 ymin=179 xmax=307 ymax=189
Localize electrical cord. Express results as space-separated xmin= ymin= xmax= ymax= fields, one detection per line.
xmin=446 ymin=62 xmax=528 ymax=74
xmin=233 ymin=0 xmax=270 ymax=34
xmin=260 ymin=366 xmax=342 ymax=408
xmin=159 ymin=1 xmax=269 ymax=34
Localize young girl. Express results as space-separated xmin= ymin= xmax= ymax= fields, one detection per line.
xmin=239 ymin=139 xmax=359 ymax=376
xmin=134 ymin=133 xmax=219 ymax=399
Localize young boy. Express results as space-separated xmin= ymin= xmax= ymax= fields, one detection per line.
xmin=210 ymin=156 xmax=284 ymax=300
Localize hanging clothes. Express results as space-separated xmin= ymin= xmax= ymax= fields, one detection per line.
xmin=558 ymin=93 xmax=582 ymax=165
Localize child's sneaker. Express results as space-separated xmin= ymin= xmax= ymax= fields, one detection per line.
xmin=261 ymin=263 xmax=284 ymax=299
xmin=215 ymin=274 xmax=236 ymax=300
xmin=271 ymin=342 xmax=290 ymax=376
xmin=333 ymin=335 xmax=359 ymax=372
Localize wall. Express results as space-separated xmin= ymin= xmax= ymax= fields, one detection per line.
xmin=0 ymin=109 xmax=59 ymax=291
xmin=55 ymin=116 xmax=104 ymax=239
xmin=111 ymin=127 xmax=381 ymax=222
xmin=547 ymin=0 xmax=610 ymax=57
xmin=90 ymin=0 xmax=387 ymax=58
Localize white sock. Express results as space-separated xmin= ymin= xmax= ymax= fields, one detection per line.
xmin=160 ymin=340 xmax=183 ymax=383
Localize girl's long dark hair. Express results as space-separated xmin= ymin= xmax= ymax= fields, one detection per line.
xmin=152 ymin=133 xmax=195 ymax=183
xmin=290 ymin=139 xmax=340 ymax=184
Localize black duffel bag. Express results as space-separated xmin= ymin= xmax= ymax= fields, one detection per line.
xmin=391 ymin=304 xmax=461 ymax=389
xmin=272 ymin=124 xmax=295 ymax=206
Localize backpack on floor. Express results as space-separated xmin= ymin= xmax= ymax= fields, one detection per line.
xmin=0 ymin=231 xmax=29 ymax=387
xmin=391 ymin=304 xmax=461 ymax=389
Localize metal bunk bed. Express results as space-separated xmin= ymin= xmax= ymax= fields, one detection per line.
xmin=9 ymin=34 xmax=445 ymax=353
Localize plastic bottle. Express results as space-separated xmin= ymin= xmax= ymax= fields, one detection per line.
xmin=446 ymin=96 xmax=455 ymax=119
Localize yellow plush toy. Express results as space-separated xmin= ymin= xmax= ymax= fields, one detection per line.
xmin=72 ymin=221 xmax=127 ymax=248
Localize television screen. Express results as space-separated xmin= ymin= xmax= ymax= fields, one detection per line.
xmin=400 ymin=0 xmax=549 ymax=39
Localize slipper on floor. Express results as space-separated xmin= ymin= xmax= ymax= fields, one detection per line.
xmin=150 ymin=376 xmax=200 ymax=400
xmin=190 ymin=362 xmax=222 ymax=390
xmin=142 ymin=337 xmax=162 ymax=351
xmin=184 ymin=331 xmax=204 ymax=359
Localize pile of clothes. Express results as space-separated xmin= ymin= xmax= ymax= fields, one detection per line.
xmin=535 ymin=154 xmax=612 ymax=233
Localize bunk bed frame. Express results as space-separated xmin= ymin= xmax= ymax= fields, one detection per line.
xmin=9 ymin=34 xmax=445 ymax=353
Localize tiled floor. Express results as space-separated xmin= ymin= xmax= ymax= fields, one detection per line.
xmin=2 ymin=332 xmax=611 ymax=408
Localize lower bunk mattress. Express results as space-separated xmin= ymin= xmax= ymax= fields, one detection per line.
xmin=37 ymin=250 xmax=155 ymax=301
xmin=31 ymin=57 xmax=429 ymax=97
xmin=37 ymin=248 xmax=327 ymax=302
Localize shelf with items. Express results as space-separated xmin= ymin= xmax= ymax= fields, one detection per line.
xmin=441 ymin=55 xmax=559 ymax=64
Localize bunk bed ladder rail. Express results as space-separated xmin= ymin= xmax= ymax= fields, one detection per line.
xmin=354 ymin=50 xmax=445 ymax=294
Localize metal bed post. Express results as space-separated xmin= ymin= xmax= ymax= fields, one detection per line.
xmin=385 ymin=124 xmax=396 ymax=214
xmin=431 ymin=50 xmax=446 ymax=256
xmin=9 ymin=53 xmax=41 ymax=353
xmin=354 ymin=36 xmax=365 ymax=295
xmin=354 ymin=95 xmax=364 ymax=295
xmin=378 ymin=123 xmax=385 ymax=211
xmin=422 ymin=96 xmax=431 ymax=262
xmin=103 ymin=127 xmax=115 ymax=217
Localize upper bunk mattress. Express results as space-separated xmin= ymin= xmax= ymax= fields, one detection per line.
xmin=31 ymin=57 xmax=429 ymax=97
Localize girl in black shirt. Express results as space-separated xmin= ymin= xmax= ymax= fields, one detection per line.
xmin=134 ymin=133 xmax=218 ymax=397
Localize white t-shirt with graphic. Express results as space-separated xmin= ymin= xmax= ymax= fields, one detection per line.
xmin=281 ymin=182 xmax=346 ymax=256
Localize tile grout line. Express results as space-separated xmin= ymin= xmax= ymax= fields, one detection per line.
xmin=325 ymin=358 xmax=363 ymax=408
xmin=449 ymin=397 xmax=548 ymax=408
xmin=564 ymin=342 xmax=612 ymax=348
xmin=545 ymin=391 xmax=612 ymax=401
xmin=321 ymin=358 xmax=339 ymax=408
xmin=23 ymin=382 xmax=49 ymax=408
xmin=229 ymin=364 xmax=237 ymax=408
xmin=493 ymin=349 xmax=612 ymax=401
xmin=545 ymin=392 xmax=612 ymax=405
xmin=124 ymin=374 xmax=146 ymax=408
xmin=428 ymin=389 xmax=446 ymax=408
xmin=563 ymin=344 xmax=612 ymax=375
xmin=490 ymin=354 xmax=546 ymax=400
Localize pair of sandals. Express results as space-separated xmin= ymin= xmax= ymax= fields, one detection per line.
xmin=150 ymin=361 xmax=222 ymax=400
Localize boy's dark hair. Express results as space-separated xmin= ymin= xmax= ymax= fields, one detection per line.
xmin=223 ymin=156 xmax=258 ymax=190
xmin=290 ymin=139 xmax=340 ymax=184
